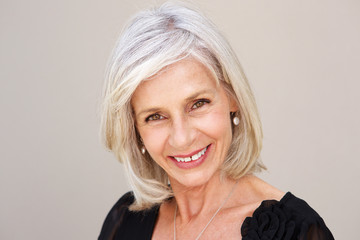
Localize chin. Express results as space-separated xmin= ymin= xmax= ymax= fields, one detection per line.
xmin=170 ymin=170 xmax=220 ymax=188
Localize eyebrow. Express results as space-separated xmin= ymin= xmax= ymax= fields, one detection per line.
xmin=136 ymin=107 xmax=162 ymax=119
xmin=135 ymin=88 xmax=216 ymax=119
xmin=184 ymin=88 xmax=216 ymax=101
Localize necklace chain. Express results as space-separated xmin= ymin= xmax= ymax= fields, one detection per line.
xmin=173 ymin=180 xmax=239 ymax=240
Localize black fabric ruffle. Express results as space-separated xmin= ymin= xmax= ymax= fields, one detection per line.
xmin=241 ymin=192 xmax=334 ymax=240
xmin=99 ymin=192 xmax=334 ymax=240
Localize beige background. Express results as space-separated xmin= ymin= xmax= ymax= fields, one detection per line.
xmin=1 ymin=0 xmax=359 ymax=239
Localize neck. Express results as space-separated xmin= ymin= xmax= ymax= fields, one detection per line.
xmin=169 ymin=173 xmax=237 ymax=224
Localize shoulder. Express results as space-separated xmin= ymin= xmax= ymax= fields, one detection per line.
xmin=98 ymin=192 xmax=159 ymax=240
xmin=105 ymin=191 xmax=136 ymax=219
xmin=280 ymin=192 xmax=322 ymax=221
xmin=241 ymin=192 xmax=334 ymax=240
xmin=98 ymin=192 xmax=134 ymax=240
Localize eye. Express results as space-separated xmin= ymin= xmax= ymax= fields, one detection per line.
xmin=145 ymin=113 xmax=164 ymax=122
xmin=192 ymin=99 xmax=210 ymax=110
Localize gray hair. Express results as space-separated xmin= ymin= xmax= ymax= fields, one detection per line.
xmin=101 ymin=2 xmax=265 ymax=210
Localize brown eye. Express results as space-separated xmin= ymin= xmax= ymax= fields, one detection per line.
xmin=146 ymin=113 xmax=163 ymax=122
xmin=192 ymin=99 xmax=210 ymax=109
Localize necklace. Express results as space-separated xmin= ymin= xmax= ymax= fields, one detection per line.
xmin=173 ymin=180 xmax=239 ymax=240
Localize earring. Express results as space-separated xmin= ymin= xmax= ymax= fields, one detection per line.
xmin=141 ymin=146 xmax=146 ymax=155
xmin=233 ymin=116 xmax=240 ymax=126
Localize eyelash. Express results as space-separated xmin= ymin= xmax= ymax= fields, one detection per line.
xmin=144 ymin=99 xmax=211 ymax=122
xmin=145 ymin=113 xmax=164 ymax=122
xmin=191 ymin=99 xmax=210 ymax=109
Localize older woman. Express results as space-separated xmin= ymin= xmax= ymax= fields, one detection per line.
xmin=99 ymin=3 xmax=334 ymax=240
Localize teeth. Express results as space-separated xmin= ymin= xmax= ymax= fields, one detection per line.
xmin=191 ymin=152 xmax=200 ymax=161
xmin=174 ymin=146 xmax=208 ymax=163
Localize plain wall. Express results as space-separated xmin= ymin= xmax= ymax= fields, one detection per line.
xmin=1 ymin=0 xmax=359 ymax=239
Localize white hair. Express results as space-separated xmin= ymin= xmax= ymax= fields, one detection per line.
xmin=101 ymin=2 xmax=265 ymax=210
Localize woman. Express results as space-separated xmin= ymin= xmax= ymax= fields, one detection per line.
xmin=99 ymin=2 xmax=334 ymax=240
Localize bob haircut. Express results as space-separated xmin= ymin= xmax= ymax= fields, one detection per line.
xmin=101 ymin=2 xmax=266 ymax=210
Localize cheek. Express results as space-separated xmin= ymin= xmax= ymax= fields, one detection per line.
xmin=197 ymin=109 xmax=232 ymax=144
xmin=140 ymin=127 xmax=168 ymax=158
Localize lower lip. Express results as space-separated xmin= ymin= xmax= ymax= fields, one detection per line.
xmin=169 ymin=144 xmax=212 ymax=169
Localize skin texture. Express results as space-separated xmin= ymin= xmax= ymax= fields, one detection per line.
xmin=132 ymin=59 xmax=237 ymax=188
xmin=131 ymin=59 xmax=284 ymax=239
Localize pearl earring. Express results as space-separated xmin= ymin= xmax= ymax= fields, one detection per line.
xmin=233 ymin=116 xmax=240 ymax=126
xmin=141 ymin=146 xmax=146 ymax=155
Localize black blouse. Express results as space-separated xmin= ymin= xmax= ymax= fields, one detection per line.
xmin=98 ymin=192 xmax=334 ymax=240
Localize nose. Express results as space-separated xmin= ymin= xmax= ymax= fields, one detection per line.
xmin=168 ymin=115 xmax=196 ymax=150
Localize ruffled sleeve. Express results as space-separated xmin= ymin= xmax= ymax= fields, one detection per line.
xmin=241 ymin=192 xmax=334 ymax=240
xmin=298 ymin=218 xmax=334 ymax=240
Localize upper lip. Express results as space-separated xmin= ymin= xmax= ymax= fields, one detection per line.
xmin=170 ymin=144 xmax=209 ymax=158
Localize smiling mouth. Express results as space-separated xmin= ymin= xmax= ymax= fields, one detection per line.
xmin=172 ymin=146 xmax=209 ymax=163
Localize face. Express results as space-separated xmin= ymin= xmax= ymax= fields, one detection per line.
xmin=131 ymin=59 xmax=238 ymax=187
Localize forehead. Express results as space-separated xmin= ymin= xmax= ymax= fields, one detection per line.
xmin=131 ymin=59 xmax=219 ymax=110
